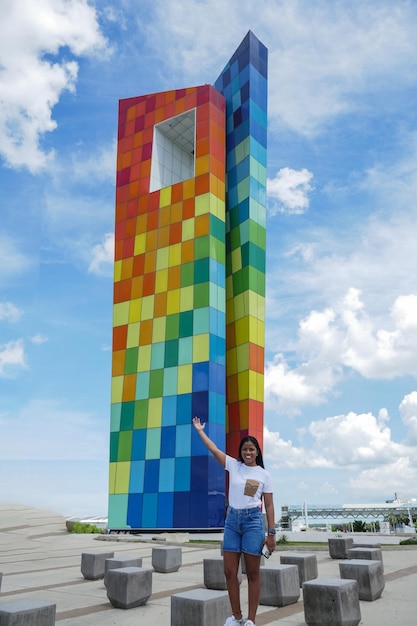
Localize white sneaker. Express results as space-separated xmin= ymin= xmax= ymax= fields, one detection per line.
xmin=223 ymin=617 xmax=244 ymax=626
xmin=244 ymin=621 xmax=255 ymax=626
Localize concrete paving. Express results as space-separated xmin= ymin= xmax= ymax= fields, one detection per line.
xmin=0 ymin=502 xmax=416 ymax=625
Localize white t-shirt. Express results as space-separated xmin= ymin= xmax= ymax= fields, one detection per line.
xmin=225 ymin=455 xmax=273 ymax=509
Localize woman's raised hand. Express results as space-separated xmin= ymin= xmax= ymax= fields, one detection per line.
xmin=192 ymin=416 xmax=205 ymax=431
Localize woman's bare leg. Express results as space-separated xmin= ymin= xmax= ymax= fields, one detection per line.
xmin=243 ymin=553 xmax=261 ymax=623
xmin=223 ymin=551 xmax=242 ymax=620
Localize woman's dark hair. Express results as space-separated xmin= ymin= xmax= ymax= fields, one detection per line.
xmin=238 ymin=436 xmax=265 ymax=468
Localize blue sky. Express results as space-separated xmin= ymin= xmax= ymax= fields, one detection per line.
xmin=1 ymin=0 xmax=417 ymax=519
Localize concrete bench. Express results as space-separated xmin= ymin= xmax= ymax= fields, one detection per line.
xmin=353 ymin=542 xmax=381 ymax=549
xmin=104 ymin=556 xmax=143 ymax=586
xmin=106 ymin=566 xmax=152 ymax=609
xmin=171 ymin=588 xmax=229 ymax=626
xmin=152 ymin=546 xmax=182 ymax=573
xmin=347 ymin=547 xmax=384 ymax=571
xmin=339 ymin=559 xmax=385 ymax=601
xmin=259 ymin=564 xmax=300 ymax=607
xmin=81 ymin=550 xmax=114 ymax=580
xmin=0 ymin=599 xmax=56 ymax=626
xmin=328 ymin=537 xmax=354 ymax=559
xmin=302 ymin=578 xmax=361 ymax=626
xmin=280 ymin=552 xmax=318 ymax=585
xmin=203 ymin=557 xmax=241 ymax=590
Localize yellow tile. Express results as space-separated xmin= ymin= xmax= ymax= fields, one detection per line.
xmin=235 ymin=317 xmax=249 ymax=345
xmin=195 ymin=192 xmax=210 ymax=216
xmin=114 ymin=260 xmax=122 ymax=282
xmin=134 ymin=233 xmax=146 ymax=255
xmin=159 ymin=186 xmax=172 ymax=208
xmin=126 ymin=322 xmax=140 ymax=347
xmin=193 ymin=333 xmax=209 ymax=362
xmin=141 ymin=295 xmax=155 ymax=320
xmin=108 ymin=463 xmax=117 ymax=494
xmin=155 ymin=268 xmax=168 ymax=292
xmin=177 ymin=364 xmax=192 ymax=394
xmin=231 ymin=248 xmax=242 ymax=273
xmin=128 ymin=299 xmax=142 ymax=323
xmin=237 ymin=370 xmax=249 ymax=401
xmin=182 ymin=218 xmax=195 ymax=241
xmin=167 ymin=289 xmax=180 ymax=314
xmin=113 ymin=301 xmax=130 ymax=326
xmin=137 ymin=345 xmax=151 ymax=371
xmin=236 ymin=344 xmax=249 ymax=372
xmin=111 ymin=376 xmax=124 ymax=403
xmin=156 ymin=247 xmax=169 ymax=270
xmin=152 ymin=318 xmax=166 ymax=343
xmin=148 ymin=398 xmax=162 ymax=427
xmin=226 ymin=347 xmax=237 ymax=375
xmin=169 ymin=243 xmax=182 ymax=266
xmin=180 ymin=286 xmax=194 ymax=311
xmin=114 ymin=462 xmax=130 ymax=493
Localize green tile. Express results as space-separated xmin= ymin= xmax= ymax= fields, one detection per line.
xmin=135 ymin=371 xmax=150 ymax=399
xmin=165 ymin=313 xmax=179 ymax=340
xmin=124 ymin=347 xmax=138 ymax=374
xmin=145 ymin=428 xmax=161 ymax=459
xmin=133 ymin=399 xmax=148 ymax=429
xmin=194 ymin=258 xmax=209 ymax=284
xmin=110 ymin=432 xmax=119 ymax=462
xmin=181 ymin=262 xmax=194 ymax=287
xmin=149 ymin=369 xmax=164 ymax=397
xmin=163 ymin=366 xmax=178 ymax=395
xmin=164 ymin=339 xmax=179 ymax=367
xmin=120 ymin=401 xmax=135 ymax=431
xmin=118 ymin=431 xmax=132 ymax=461
xmin=194 ymin=235 xmax=209 ymax=259
xmin=210 ymin=214 xmax=225 ymax=242
xmin=178 ymin=337 xmax=192 ymax=364
xmin=110 ymin=404 xmax=121 ymax=432
xmin=193 ymin=307 xmax=210 ymax=334
xmin=151 ymin=342 xmax=165 ymax=369
xmin=194 ymin=282 xmax=209 ymax=309
xmin=179 ymin=311 xmax=193 ymax=337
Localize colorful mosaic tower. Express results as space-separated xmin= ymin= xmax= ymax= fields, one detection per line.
xmin=109 ymin=32 xmax=267 ymax=530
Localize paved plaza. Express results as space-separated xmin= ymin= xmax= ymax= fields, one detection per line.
xmin=0 ymin=503 xmax=416 ymax=625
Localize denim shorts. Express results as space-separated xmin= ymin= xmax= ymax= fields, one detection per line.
xmin=223 ymin=506 xmax=264 ymax=556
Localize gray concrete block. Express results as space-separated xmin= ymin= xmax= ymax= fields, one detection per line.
xmin=81 ymin=550 xmax=114 ymax=580
xmin=259 ymin=564 xmax=300 ymax=607
xmin=240 ymin=552 xmax=265 ymax=573
xmin=303 ymin=577 xmax=361 ymax=626
xmin=328 ymin=537 xmax=354 ymax=559
xmin=280 ymin=552 xmax=318 ymax=585
xmin=104 ymin=556 xmax=143 ymax=587
xmin=106 ymin=566 xmax=152 ymax=609
xmin=339 ymin=559 xmax=385 ymax=601
xmin=152 ymin=546 xmax=182 ymax=573
xmin=353 ymin=542 xmax=381 ymax=549
xmin=203 ymin=557 xmax=241 ymax=590
xmin=348 ymin=547 xmax=384 ymax=571
xmin=171 ymin=588 xmax=229 ymax=626
xmin=0 ymin=599 xmax=56 ymax=626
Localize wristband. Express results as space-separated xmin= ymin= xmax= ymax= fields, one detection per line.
xmin=267 ymin=528 xmax=276 ymax=535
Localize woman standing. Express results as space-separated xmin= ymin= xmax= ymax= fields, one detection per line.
xmin=192 ymin=416 xmax=276 ymax=626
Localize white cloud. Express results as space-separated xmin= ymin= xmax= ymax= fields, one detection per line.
xmin=140 ymin=1 xmax=417 ymax=136
xmin=0 ymin=233 xmax=34 ymax=285
xmin=0 ymin=301 xmax=23 ymax=323
xmin=0 ymin=398 xmax=108 ymax=460
xmin=348 ymin=457 xmax=417 ymax=501
xmin=266 ymin=290 xmax=417 ymax=414
xmin=399 ymin=392 xmax=417 ymax=443
xmin=0 ymin=339 xmax=27 ymax=376
xmin=88 ymin=233 xmax=114 ymax=276
xmin=0 ymin=0 xmax=107 ymax=172
xmin=29 ymin=334 xmax=49 ymax=345
xmin=267 ymin=168 xmax=314 ymax=215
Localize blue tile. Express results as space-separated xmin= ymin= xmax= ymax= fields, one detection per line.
xmin=142 ymin=493 xmax=158 ymax=527
xmin=160 ymin=425 xmax=176 ymax=457
xmin=144 ymin=459 xmax=159 ymax=492
xmin=158 ymin=492 xmax=174 ymax=527
xmin=174 ymin=457 xmax=190 ymax=491
xmin=127 ymin=493 xmax=143 ymax=528
xmin=131 ymin=429 xmax=146 ymax=460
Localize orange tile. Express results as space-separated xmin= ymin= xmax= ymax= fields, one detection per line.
xmin=121 ymin=258 xmax=133 ymax=280
xmin=133 ymin=132 xmax=143 ymax=148
xmin=122 ymin=373 xmax=137 ymax=402
xmin=169 ymin=222 xmax=182 ymax=245
xmin=182 ymin=198 xmax=195 ymax=219
xmin=114 ymin=239 xmax=124 ymax=262
xmin=138 ymin=196 xmax=148 ymax=215
xmin=171 ymin=183 xmax=183 ymax=204
xmin=113 ymin=325 xmax=128 ymax=351
xmin=132 ymin=254 xmax=145 ymax=277
xmin=112 ymin=350 xmax=125 ymax=376
xmin=226 ymin=323 xmax=236 ymax=350
xmin=195 ymin=173 xmax=210 ymax=196
xmin=159 ymin=205 xmax=171 ymax=227
xmin=118 ymin=278 xmax=132 ymax=302
xmin=168 ymin=265 xmax=181 ymax=290
xmin=183 ymin=178 xmax=195 ymax=199
xmin=139 ymin=319 xmax=153 ymax=345
xmin=144 ymin=250 xmax=156 ymax=273
xmin=147 ymin=211 xmax=159 ymax=231
xmin=171 ymin=202 xmax=183 ymax=223
xmin=196 ymin=136 xmax=210 ymax=158
xmin=131 ymin=276 xmax=143 ymax=299
xmin=226 ymin=374 xmax=239 ymax=404
xmin=157 ymin=225 xmax=170 ymax=248
xmin=115 ymin=203 xmax=127 ymax=223
xmin=181 ymin=239 xmax=194 ymax=264
xmin=154 ymin=291 xmax=167 ymax=317
xmin=135 ymin=214 xmax=147 ymax=235
xmin=124 ymin=218 xmax=136 ymax=238
xmin=195 ymin=213 xmax=210 ymax=237
xmin=142 ymin=272 xmax=155 ymax=296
